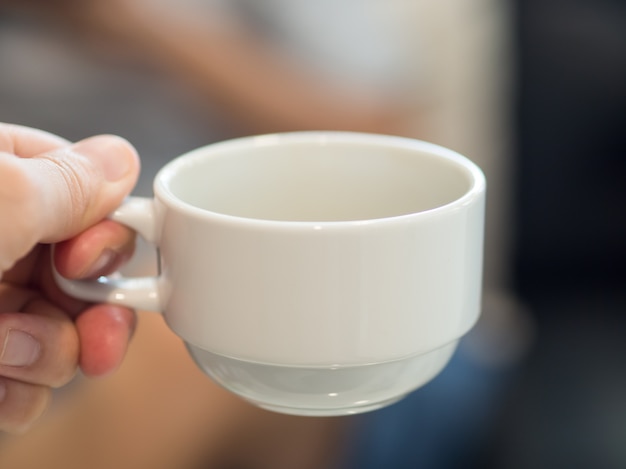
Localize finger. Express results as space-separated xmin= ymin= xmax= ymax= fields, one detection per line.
xmin=0 ymin=303 xmax=79 ymax=388
xmin=53 ymin=219 xmax=136 ymax=280
xmin=37 ymin=222 xmax=136 ymax=319
xmin=75 ymin=304 xmax=136 ymax=377
xmin=1 ymin=273 xmax=137 ymax=383
xmin=3 ymin=240 xmax=133 ymax=320
xmin=0 ymin=378 xmax=51 ymax=434
xmin=3 ymin=245 xmax=89 ymax=319
xmin=0 ymin=134 xmax=140 ymax=275
xmin=0 ymin=123 xmax=69 ymax=157
xmin=26 ymin=135 xmax=140 ymax=243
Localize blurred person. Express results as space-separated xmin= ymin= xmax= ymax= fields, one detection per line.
xmin=2 ymin=0 xmax=418 ymax=137
xmin=0 ymin=0 xmax=424 ymax=194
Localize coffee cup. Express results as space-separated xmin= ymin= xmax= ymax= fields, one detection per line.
xmin=55 ymin=131 xmax=485 ymax=416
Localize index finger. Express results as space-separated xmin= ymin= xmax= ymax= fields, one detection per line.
xmin=0 ymin=123 xmax=69 ymax=157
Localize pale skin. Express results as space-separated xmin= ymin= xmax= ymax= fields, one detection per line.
xmin=0 ymin=123 xmax=139 ymax=433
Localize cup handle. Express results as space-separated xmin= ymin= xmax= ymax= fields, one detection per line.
xmin=52 ymin=197 xmax=163 ymax=312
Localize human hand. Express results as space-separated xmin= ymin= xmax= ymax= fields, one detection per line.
xmin=0 ymin=124 xmax=140 ymax=433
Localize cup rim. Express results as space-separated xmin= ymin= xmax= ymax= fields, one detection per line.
xmin=153 ymin=131 xmax=486 ymax=228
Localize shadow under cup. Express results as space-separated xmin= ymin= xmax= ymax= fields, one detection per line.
xmin=156 ymin=132 xmax=485 ymax=416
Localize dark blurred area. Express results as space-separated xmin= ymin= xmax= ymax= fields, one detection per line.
xmin=514 ymin=0 xmax=626 ymax=295
xmin=481 ymin=0 xmax=626 ymax=468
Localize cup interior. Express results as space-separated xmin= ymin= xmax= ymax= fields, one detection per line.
xmin=159 ymin=133 xmax=477 ymax=222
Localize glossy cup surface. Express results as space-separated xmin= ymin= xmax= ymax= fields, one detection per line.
xmin=57 ymin=131 xmax=486 ymax=416
xmin=152 ymin=132 xmax=485 ymax=414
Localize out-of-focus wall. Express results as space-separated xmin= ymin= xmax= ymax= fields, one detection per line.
xmin=407 ymin=0 xmax=515 ymax=298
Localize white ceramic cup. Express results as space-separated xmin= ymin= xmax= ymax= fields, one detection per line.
xmin=55 ymin=131 xmax=485 ymax=416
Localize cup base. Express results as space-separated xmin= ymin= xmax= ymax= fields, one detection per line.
xmin=186 ymin=341 xmax=458 ymax=416
xmin=255 ymin=395 xmax=407 ymax=417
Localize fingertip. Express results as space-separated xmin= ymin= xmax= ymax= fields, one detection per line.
xmin=76 ymin=304 xmax=136 ymax=378
xmin=72 ymin=134 xmax=140 ymax=183
xmin=32 ymin=134 xmax=141 ymax=243
xmin=54 ymin=220 xmax=136 ymax=279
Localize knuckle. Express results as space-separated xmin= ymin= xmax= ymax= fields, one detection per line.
xmin=52 ymin=331 xmax=80 ymax=388
xmin=0 ymin=156 xmax=36 ymax=200
xmin=0 ymin=156 xmax=38 ymax=221
xmin=39 ymin=153 xmax=94 ymax=228
xmin=15 ymin=298 xmax=81 ymax=387
xmin=0 ymin=157 xmax=39 ymax=270
xmin=43 ymin=318 xmax=80 ymax=388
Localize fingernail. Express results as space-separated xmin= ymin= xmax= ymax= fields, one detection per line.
xmin=1 ymin=330 xmax=41 ymax=367
xmin=73 ymin=135 xmax=137 ymax=182
xmin=82 ymin=248 xmax=118 ymax=279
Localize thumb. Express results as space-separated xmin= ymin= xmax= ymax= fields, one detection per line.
xmin=25 ymin=135 xmax=140 ymax=243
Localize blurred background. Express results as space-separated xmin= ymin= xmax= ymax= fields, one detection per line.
xmin=0 ymin=0 xmax=624 ymax=468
